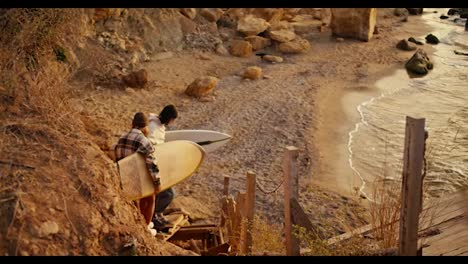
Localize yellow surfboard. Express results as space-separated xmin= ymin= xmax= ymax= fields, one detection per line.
xmin=117 ymin=140 xmax=205 ymax=201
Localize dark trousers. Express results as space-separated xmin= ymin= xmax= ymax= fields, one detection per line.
xmin=155 ymin=188 xmax=175 ymax=214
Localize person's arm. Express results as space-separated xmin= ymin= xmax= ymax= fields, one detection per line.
xmin=147 ymin=113 xmax=158 ymax=145
xmin=136 ymin=136 xmax=160 ymax=187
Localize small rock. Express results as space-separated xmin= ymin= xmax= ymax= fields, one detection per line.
xmin=278 ymin=37 xmax=311 ymax=54
xmin=199 ymin=96 xmax=216 ymax=102
xmin=197 ymin=53 xmax=211 ymax=60
xmin=262 ymin=55 xmax=283 ymax=63
xmin=396 ymin=39 xmax=417 ymax=51
xmin=122 ymin=69 xmax=148 ymax=88
xmin=405 ymin=49 xmax=433 ymax=75
xmin=120 ymin=237 xmax=138 ymax=256
xmin=336 ymin=37 xmax=344 ymax=42
xmin=37 ymin=221 xmax=59 ymax=238
xmin=244 ymin=36 xmax=271 ymax=51
xmin=408 ymin=37 xmax=424 ymax=45
xmin=268 ymin=29 xmax=296 ymax=43
xmin=229 ymin=40 xmax=253 ymax=57
xmin=215 ymin=44 xmax=229 ymax=56
xmin=406 ymin=8 xmax=423 ymax=15
xmin=425 ymin=34 xmax=439 ymax=44
xmin=447 ymin=9 xmax=459 ymax=16
xmin=217 ymin=17 xmax=236 ymax=28
xmin=185 ymin=76 xmax=219 ymax=97
xmin=439 ymin=15 xmax=449 ymax=20
xmin=125 ymin=87 xmax=136 ymax=94
xmin=243 ymin=66 xmax=263 ymax=80
xmin=263 ymin=75 xmax=272 ymax=79
xmin=101 ymin=31 xmax=111 ymax=38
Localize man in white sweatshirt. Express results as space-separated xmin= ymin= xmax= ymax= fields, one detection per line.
xmin=148 ymin=105 xmax=178 ymax=228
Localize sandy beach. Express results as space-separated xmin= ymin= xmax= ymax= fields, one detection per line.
xmin=3 ymin=7 xmax=463 ymax=256
xmin=69 ymin=9 xmax=443 ymax=234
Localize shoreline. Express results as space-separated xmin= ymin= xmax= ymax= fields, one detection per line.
xmin=313 ymin=10 xmax=438 ymax=203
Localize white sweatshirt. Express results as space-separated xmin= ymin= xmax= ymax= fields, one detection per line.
xmin=148 ymin=113 xmax=166 ymax=146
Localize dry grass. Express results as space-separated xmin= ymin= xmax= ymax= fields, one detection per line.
xmin=0 ymin=9 xmax=85 ymax=131
xmin=251 ymin=214 xmax=285 ymax=255
xmin=368 ymin=179 xmax=401 ymax=249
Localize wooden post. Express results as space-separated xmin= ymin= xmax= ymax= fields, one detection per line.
xmin=220 ymin=176 xmax=231 ymax=227
xmin=398 ymin=116 xmax=426 ymax=256
xmin=226 ymin=197 xmax=236 ymax=245
xmin=283 ymin=146 xmax=300 ymax=256
xmin=223 ymin=176 xmax=230 ymax=197
xmin=243 ymin=171 xmax=256 ymax=255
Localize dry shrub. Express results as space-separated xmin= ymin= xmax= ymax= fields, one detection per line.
xmin=0 ymin=8 xmax=85 ymax=131
xmin=369 ymin=179 xmax=401 ymax=249
xmin=251 ymin=214 xmax=285 ymax=255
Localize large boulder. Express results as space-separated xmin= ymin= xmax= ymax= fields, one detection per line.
xmin=405 ymin=49 xmax=433 ymax=75
xmin=461 ymin=8 xmax=468 ymax=18
xmin=237 ymin=15 xmax=270 ymax=36
xmin=269 ymin=21 xmax=293 ymax=31
xmin=200 ymin=8 xmax=224 ymax=22
xmin=250 ymin=8 xmax=284 ymax=23
xmin=394 ymin=8 xmax=409 ymax=17
xmin=278 ymin=37 xmax=311 ymax=54
xmin=330 ymin=8 xmax=377 ymax=42
xmin=396 ymin=39 xmax=417 ymax=51
xmin=447 ymin=8 xmax=459 ymax=16
xmin=122 ymin=69 xmax=148 ymax=88
xmin=245 ymin=36 xmax=271 ymax=51
xmin=229 ymin=40 xmax=253 ymax=57
xmin=185 ymin=76 xmax=219 ymax=97
xmin=290 ymin=20 xmax=323 ymax=35
xmin=268 ymin=29 xmax=296 ymax=43
xmin=180 ymin=8 xmax=197 ymax=19
xmin=406 ymin=8 xmax=423 ymax=15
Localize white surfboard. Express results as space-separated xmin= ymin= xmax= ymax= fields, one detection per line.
xmin=165 ymin=130 xmax=232 ymax=153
